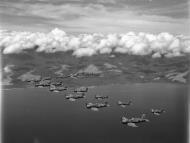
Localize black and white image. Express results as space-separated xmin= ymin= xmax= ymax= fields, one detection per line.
xmin=0 ymin=0 xmax=189 ymax=143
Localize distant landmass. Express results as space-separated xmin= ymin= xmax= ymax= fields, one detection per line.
xmin=2 ymin=52 xmax=189 ymax=89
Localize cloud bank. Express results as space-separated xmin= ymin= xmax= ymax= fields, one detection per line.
xmin=0 ymin=28 xmax=190 ymax=58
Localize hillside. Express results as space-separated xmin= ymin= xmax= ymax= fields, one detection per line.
xmin=2 ymin=51 xmax=189 ymax=88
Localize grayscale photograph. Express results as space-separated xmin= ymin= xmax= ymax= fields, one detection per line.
xmin=0 ymin=0 xmax=189 ymax=143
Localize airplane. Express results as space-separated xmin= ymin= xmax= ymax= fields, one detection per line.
xmin=95 ymin=95 xmax=108 ymax=100
xmin=151 ymin=109 xmax=165 ymax=116
xmin=121 ymin=114 xmax=149 ymax=127
xmin=86 ymin=102 xmax=110 ymax=109
xmin=74 ymin=87 xmax=88 ymax=93
xmin=117 ymin=100 xmax=132 ymax=107
xmin=65 ymin=93 xmax=85 ymax=101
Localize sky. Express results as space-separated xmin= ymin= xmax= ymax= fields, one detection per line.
xmin=0 ymin=0 xmax=189 ymax=35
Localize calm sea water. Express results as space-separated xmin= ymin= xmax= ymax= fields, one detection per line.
xmin=2 ymin=83 xmax=189 ymax=143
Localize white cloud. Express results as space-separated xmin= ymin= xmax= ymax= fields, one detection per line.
xmin=0 ymin=28 xmax=190 ymax=58
xmin=0 ymin=2 xmax=188 ymax=34
xmin=73 ymin=47 xmax=97 ymax=57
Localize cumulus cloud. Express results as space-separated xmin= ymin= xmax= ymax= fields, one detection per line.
xmin=0 ymin=28 xmax=190 ymax=58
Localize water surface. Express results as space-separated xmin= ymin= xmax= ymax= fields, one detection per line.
xmin=3 ymin=83 xmax=188 ymax=143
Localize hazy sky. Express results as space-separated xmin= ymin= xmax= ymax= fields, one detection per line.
xmin=0 ymin=0 xmax=189 ymax=34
